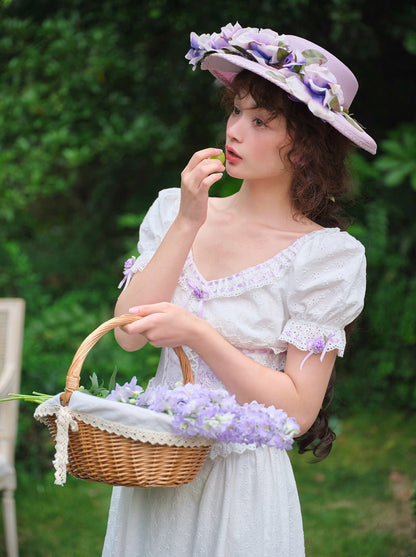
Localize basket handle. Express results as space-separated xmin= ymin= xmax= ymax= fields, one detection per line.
xmin=61 ymin=313 xmax=193 ymax=405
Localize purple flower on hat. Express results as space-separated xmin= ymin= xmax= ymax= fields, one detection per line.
xmin=185 ymin=23 xmax=376 ymax=153
xmin=303 ymin=64 xmax=344 ymax=110
xmin=118 ymin=256 xmax=136 ymax=291
xmin=283 ymin=75 xmax=336 ymax=122
xmin=220 ymin=22 xmax=243 ymax=40
xmin=209 ymin=32 xmax=229 ymax=49
xmin=231 ymin=26 xmax=277 ymax=51
xmin=186 ymin=32 xmax=209 ymax=67
xmin=186 ymin=23 xmax=243 ymax=68
xmin=186 ymin=23 xmax=346 ymax=119
xmin=231 ymin=27 xmax=290 ymax=66
xmin=282 ymin=49 xmax=306 ymax=70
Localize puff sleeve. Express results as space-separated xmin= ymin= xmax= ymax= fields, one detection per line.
xmin=279 ymin=230 xmax=366 ymax=357
xmin=118 ymin=188 xmax=181 ymax=289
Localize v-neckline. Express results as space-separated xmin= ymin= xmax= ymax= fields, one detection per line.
xmin=188 ymin=227 xmax=339 ymax=285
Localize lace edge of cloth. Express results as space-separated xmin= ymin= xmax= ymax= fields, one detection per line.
xmin=34 ymin=403 xmax=213 ymax=448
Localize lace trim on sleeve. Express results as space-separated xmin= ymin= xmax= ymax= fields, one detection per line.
xmin=279 ymin=318 xmax=346 ymax=357
xmin=130 ymin=252 xmax=153 ymax=273
xmin=117 ymin=252 xmax=154 ymax=291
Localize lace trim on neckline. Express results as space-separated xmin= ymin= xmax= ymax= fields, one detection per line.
xmin=180 ymin=227 xmax=340 ymax=298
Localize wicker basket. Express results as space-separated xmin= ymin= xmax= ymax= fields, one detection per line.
xmin=43 ymin=314 xmax=211 ymax=488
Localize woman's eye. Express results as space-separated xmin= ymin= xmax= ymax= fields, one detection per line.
xmin=254 ymin=118 xmax=265 ymax=127
xmin=233 ymin=105 xmax=241 ymax=115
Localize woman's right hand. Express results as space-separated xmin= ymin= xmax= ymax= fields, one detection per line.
xmin=179 ymin=147 xmax=225 ymax=227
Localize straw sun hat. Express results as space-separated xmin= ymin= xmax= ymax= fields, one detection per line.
xmin=186 ymin=22 xmax=376 ymax=155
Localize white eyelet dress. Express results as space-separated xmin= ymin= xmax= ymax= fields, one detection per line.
xmin=102 ymin=188 xmax=366 ymax=557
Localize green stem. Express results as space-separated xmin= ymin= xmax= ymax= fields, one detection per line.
xmin=0 ymin=392 xmax=53 ymax=404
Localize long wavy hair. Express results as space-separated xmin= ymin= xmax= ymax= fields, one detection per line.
xmin=223 ymin=70 xmax=355 ymax=461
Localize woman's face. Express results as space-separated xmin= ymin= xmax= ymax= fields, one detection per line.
xmin=225 ymin=91 xmax=293 ymax=182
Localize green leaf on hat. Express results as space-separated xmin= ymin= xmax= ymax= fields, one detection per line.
xmin=302 ymin=49 xmax=327 ymax=65
xmin=329 ymin=96 xmax=341 ymax=112
xmin=275 ymin=45 xmax=290 ymax=61
xmin=343 ymin=112 xmax=365 ymax=132
xmin=265 ymin=70 xmax=286 ymax=83
xmin=229 ymin=44 xmax=258 ymax=62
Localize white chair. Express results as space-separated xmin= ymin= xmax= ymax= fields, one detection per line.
xmin=0 ymin=298 xmax=25 ymax=557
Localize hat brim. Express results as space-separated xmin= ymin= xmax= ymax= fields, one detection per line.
xmin=201 ymin=52 xmax=377 ymax=155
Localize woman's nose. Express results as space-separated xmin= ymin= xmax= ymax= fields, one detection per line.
xmin=226 ymin=116 xmax=243 ymax=142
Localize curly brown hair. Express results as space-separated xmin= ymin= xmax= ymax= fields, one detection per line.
xmin=223 ymin=70 xmax=355 ymax=461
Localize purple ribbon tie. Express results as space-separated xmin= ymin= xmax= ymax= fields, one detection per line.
xmin=300 ymin=333 xmax=336 ymax=370
xmin=118 ymin=256 xmax=136 ymax=291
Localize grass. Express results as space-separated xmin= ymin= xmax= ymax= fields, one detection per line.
xmin=10 ymin=475 xmax=111 ymax=557
xmin=0 ymin=410 xmax=415 ymax=556
xmin=291 ymin=411 xmax=416 ymax=557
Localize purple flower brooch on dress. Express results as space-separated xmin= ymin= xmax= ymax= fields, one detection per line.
xmin=300 ymin=333 xmax=337 ymax=370
xmin=118 ymin=256 xmax=136 ymax=291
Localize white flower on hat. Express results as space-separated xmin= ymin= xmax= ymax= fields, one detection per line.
xmin=186 ymin=32 xmax=213 ymax=68
xmin=185 ymin=23 xmax=377 ymax=154
xmin=303 ymin=64 xmax=344 ymax=110
xmin=231 ymin=26 xmax=281 ymax=51
xmin=220 ymin=22 xmax=242 ymax=40
xmin=284 ymin=75 xmax=335 ymax=122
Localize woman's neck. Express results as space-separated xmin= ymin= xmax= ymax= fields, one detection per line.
xmin=226 ymin=176 xmax=296 ymax=229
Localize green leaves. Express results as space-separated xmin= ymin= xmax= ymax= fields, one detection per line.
xmin=340 ymin=124 xmax=416 ymax=411
xmin=0 ymin=14 xmax=165 ymax=222
xmin=78 ymin=369 xmax=118 ymax=398
xmin=375 ymin=125 xmax=416 ymax=189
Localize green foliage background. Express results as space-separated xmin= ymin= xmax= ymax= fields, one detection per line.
xmin=0 ymin=0 xmax=415 ymax=470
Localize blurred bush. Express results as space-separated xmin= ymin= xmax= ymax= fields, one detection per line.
xmin=336 ymin=124 xmax=416 ymax=412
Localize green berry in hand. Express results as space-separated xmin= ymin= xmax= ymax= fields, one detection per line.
xmin=210 ymin=152 xmax=225 ymax=164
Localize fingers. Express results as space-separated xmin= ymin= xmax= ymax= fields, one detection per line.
xmin=181 ymin=148 xmax=225 ymax=189
xmin=122 ymin=303 xmax=193 ymax=348
xmin=198 ymin=167 xmax=225 ymax=191
xmin=184 ymin=148 xmax=224 ymax=173
xmin=181 ymin=160 xmax=225 ymax=189
xmin=123 ymin=303 xmax=171 ymax=334
xmin=129 ymin=302 xmax=170 ymax=316
xmin=179 ymin=149 xmax=225 ymax=227
xmin=121 ymin=312 xmax=155 ymax=335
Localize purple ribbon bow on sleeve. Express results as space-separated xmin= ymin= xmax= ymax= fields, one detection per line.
xmin=118 ymin=256 xmax=136 ymax=291
xmin=300 ymin=333 xmax=336 ymax=370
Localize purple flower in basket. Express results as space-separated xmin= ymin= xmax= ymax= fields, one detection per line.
xmin=106 ymin=381 xmax=300 ymax=449
xmin=106 ymin=376 xmax=143 ymax=404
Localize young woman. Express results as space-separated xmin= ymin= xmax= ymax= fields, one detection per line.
xmin=103 ymin=23 xmax=376 ymax=557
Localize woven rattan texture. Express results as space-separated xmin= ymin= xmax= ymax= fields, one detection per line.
xmin=46 ymin=416 xmax=209 ymax=487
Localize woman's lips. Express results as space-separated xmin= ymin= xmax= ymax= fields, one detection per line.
xmin=225 ymin=145 xmax=242 ymax=163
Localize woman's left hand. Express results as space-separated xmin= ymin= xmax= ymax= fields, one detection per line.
xmin=122 ymin=302 xmax=203 ymax=348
